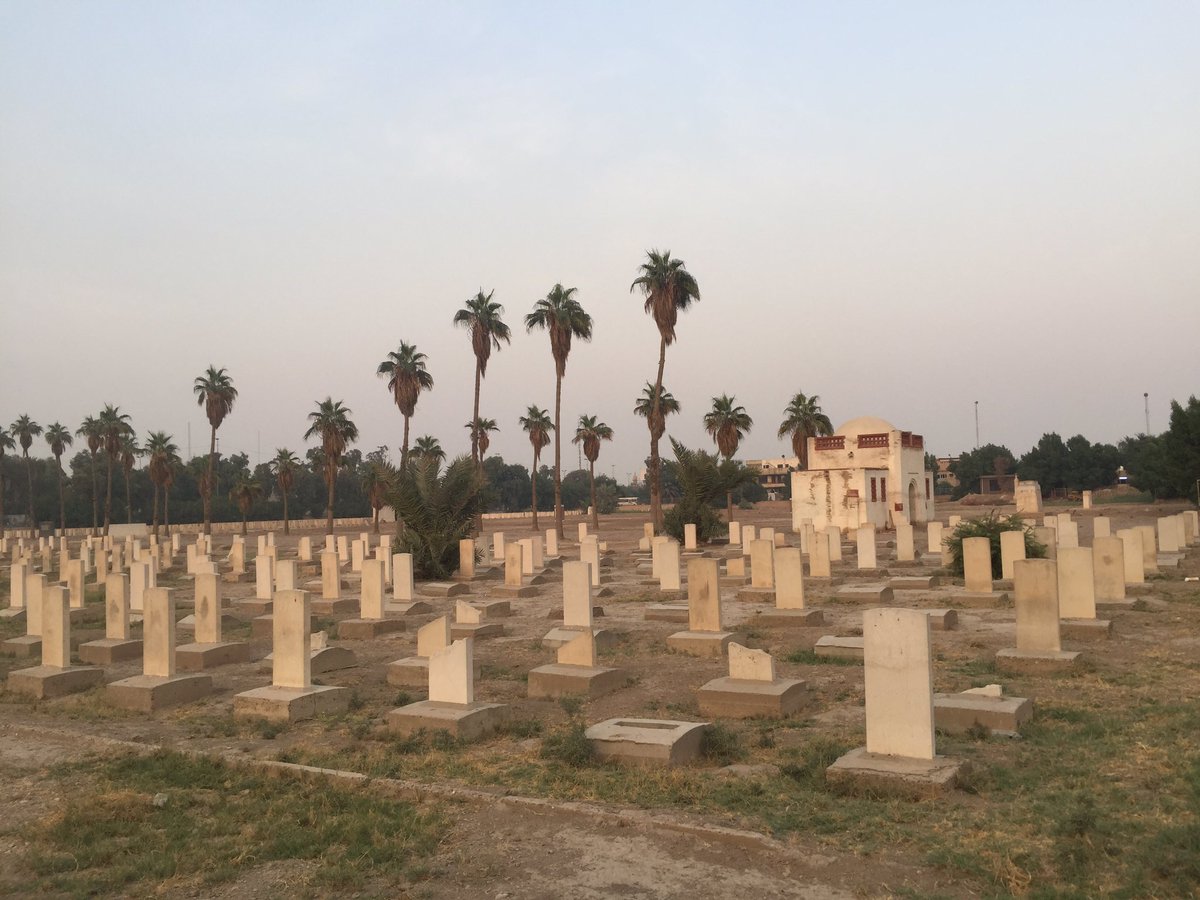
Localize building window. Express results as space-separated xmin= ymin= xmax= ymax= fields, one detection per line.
xmin=870 ymin=478 xmax=877 ymax=502
xmin=881 ymin=478 xmax=887 ymax=500
xmin=925 ymin=478 xmax=931 ymax=499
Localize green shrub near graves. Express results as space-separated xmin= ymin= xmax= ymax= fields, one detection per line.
xmin=945 ymin=511 xmax=1046 ymax=578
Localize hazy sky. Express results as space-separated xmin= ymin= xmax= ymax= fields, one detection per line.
xmin=2 ymin=2 xmax=1197 ymax=480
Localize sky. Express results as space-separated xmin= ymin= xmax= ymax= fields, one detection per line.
xmin=2 ymin=1 xmax=1198 ymax=481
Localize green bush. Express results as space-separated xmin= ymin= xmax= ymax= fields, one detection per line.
xmin=946 ymin=511 xmax=1046 ymax=578
xmin=388 ymin=455 xmax=482 ymax=579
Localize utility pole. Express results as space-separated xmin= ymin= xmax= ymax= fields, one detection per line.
xmin=1144 ymin=392 xmax=1150 ymax=434
xmin=974 ymin=400 xmax=979 ymax=449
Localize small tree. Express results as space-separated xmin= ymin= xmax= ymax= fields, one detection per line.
xmin=945 ymin=512 xmax=1046 ymax=579
xmin=660 ymin=438 xmax=755 ymax=544
xmin=389 ymin=455 xmax=482 ymax=579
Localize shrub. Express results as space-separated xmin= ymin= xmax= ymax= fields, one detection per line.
xmin=946 ymin=511 xmax=1046 ymax=578
xmin=389 ymin=455 xmax=482 ymax=579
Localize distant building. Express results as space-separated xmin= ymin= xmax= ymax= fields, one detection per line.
xmin=936 ymin=456 xmax=960 ymax=489
xmin=790 ymin=416 xmax=935 ymax=531
xmin=746 ymin=456 xmax=798 ymax=500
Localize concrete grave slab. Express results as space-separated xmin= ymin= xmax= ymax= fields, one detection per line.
xmin=585 ymin=718 xmax=708 ymax=767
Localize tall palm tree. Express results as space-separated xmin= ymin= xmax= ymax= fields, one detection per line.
xmin=269 ymin=448 xmax=300 ymax=535
xmin=411 ymin=435 xmax=445 ymax=464
xmin=96 ymin=405 xmax=132 ymax=537
xmin=525 ymin=283 xmax=593 ymax=539
xmin=161 ymin=448 xmax=180 ymax=533
xmin=377 ymin=342 xmax=434 ymax=470
xmin=453 ymin=291 xmax=510 ymax=470
xmin=119 ymin=433 xmax=141 ymax=524
xmin=703 ymin=395 xmax=754 ymax=524
xmin=44 ymin=423 xmax=73 ymax=534
xmin=304 ymin=398 xmax=359 ymax=535
xmin=76 ymin=415 xmax=104 ymax=536
xmin=145 ymin=431 xmax=179 ymax=539
xmin=229 ymin=474 xmax=263 ymax=536
xmin=631 ymin=250 xmax=700 ymax=529
xmin=361 ymin=461 xmax=395 ymax=534
xmin=518 ymin=406 xmax=553 ymax=531
xmin=633 ymin=383 xmax=681 ymax=447
xmin=0 ymin=427 xmax=15 ymax=530
xmin=572 ymin=415 xmax=614 ymax=533
xmin=778 ymin=393 xmax=834 ymax=471
xmin=193 ymin=365 xmax=238 ymax=535
xmin=465 ymin=417 xmax=499 ymax=461
xmin=10 ymin=415 xmax=42 ymax=534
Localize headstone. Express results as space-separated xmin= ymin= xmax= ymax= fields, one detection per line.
xmin=809 ymin=529 xmax=832 ymax=578
xmin=1136 ymin=525 xmax=1158 ymax=573
xmin=298 ymin=536 xmax=313 ymax=562
xmin=504 ymin=542 xmax=523 ymax=586
xmin=492 ymin=531 xmax=505 ymax=561
xmin=1093 ymin=536 xmax=1127 ymax=602
xmin=130 ymin=560 xmax=149 ymax=613
xmin=999 ymin=530 xmax=1025 ymax=580
xmin=360 ymin=558 xmax=385 ymax=619
xmin=274 ymin=589 xmax=312 ymax=689
xmin=42 ymin=585 xmax=70 ymax=668
xmin=856 ymin=525 xmax=876 ymax=569
xmin=255 ymin=556 xmax=273 ymax=601
xmin=393 ymin=553 xmax=414 ymax=602
xmin=895 ymin=524 xmax=915 ymax=562
xmin=1057 ymin=520 xmax=1080 ymax=549
xmin=143 ymin=587 xmax=177 ymax=678
xmin=774 ymin=547 xmax=807 ymax=609
xmin=1056 ymin=547 xmax=1097 ymax=619
xmin=826 ymin=527 xmax=842 ymax=562
xmin=275 ymin=559 xmax=297 ymax=592
xmin=962 ymin=537 xmax=993 ymax=593
xmin=577 ymin=522 xmax=588 ymax=542
xmin=562 ymin=560 xmax=594 ymax=630
xmin=1117 ymin=529 xmax=1145 ymax=584
xmin=107 ymin=573 xmax=131 ymax=639
xmin=683 ymin=523 xmax=697 ymax=551
xmin=429 ymin=638 xmax=473 ymax=705
xmin=320 ymin=550 xmax=340 ymax=599
xmin=749 ymin=539 xmax=774 ymax=588
xmin=65 ymin=559 xmax=85 ymax=609
xmin=458 ymin=539 xmax=476 ymax=578
xmin=417 ymin=616 xmax=452 ymax=657
xmin=581 ymin=537 xmax=601 ymax=587
xmin=729 ymin=521 xmax=741 ymax=545
xmin=1157 ymin=517 xmax=1180 ymax=554
xmin=1013 ymin=559 xmax=1062 ymax=653
xmin=864 ymin=608 xmax=935 ymax=760
xmin=545 ymin=529 xmax=559 ymax=558
xmin=1093 ymin=517 xmax=1111 ymax=539
xmin=659 ymin=539 xmax=681 ymax=592
xmin=687 ymin=558 xmax=722 ymax=633
xmin=728 ymin=642 xmax=774 ymax=681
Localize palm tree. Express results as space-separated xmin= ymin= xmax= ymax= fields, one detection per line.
xmin=97 ymin=405 xmax=132 ymax=537
xmin=411 ymin=435 xmax=446 ymax=464
xmin=119 ymin=433 xmax=141 ymax=524
xmin=304 ymin=398 xmax=359 ymax=535
xmin=633 ymin=383 xmax=681 ymax=446
xmin=0 ymin=427 xmax=14 ymax=530
xmin=778 ymin=393 xmax=834 ymax=471
xmin=229 ymin=474 xmax=263 ymax=536
xmin=465 ymin=417 xmax=499 ymax=461
xmin=518 ymin=406 xmax=553 ymax=531
xmin=10 ymin=415 xmax=42 ymax=534
xmin=362 ymin=461 xmax=395 ymax=534
xmin=572 ymin=415 xmax=614 ymax=533
xmin=453 ymin=291 xmax=511 ymax=470
xmin=43 ymin=423 xmax=73 ymax=534
xmin=269 ymin=448 xmax=300 ymax=535
xmin=377 ymin=342 xmax=434 ymax=470
xmin=193 ymin=366 xmax=238 ymax=535
xmin=76 ymin=416 xmax=104 ymax=536
xmin=704 ymin=395 xmax=754 ymax=524
xmin=161 ymin=449 xmax=180 ymax=533
xmin=145 ymin=432 xmax=179 ymax=539
xmin=631 ymin=250 xmax=700 ymax=529
xmin=525 ymin=284 xmax=593 ymax=539
xmin=392 ymin=455 xmax=484 ymax=580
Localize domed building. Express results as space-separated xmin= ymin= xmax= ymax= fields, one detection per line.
xmin=790 ymin=416 xmax=935 ymax=532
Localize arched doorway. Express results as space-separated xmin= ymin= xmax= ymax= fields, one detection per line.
xmin=908 ymin=481 xmax=919 ymax=521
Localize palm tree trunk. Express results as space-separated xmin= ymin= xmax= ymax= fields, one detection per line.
xmin=152 ymin=483 xmax=160 ymax=538
xmin=589 ymin=460 xmax=599 ymax=532
xmin=164 ymin=488 xmax=170 ymax=530
xmin=798 ymin=435 xmax=808 ymax=471
xmin=282 ymin=488 xmax=290 ymax=535
xmin=401 ymin=414 xmax=411 ymax=472
xmin=373 ymin=506 xmax=380 ymax=534
xmin=104 ymin=455 xmax=114 ymax=537
xmin=90 ymin=453 xmax=99 ymax=537
xmin=241 ymin=513 xmax=247 ymax=536
xmin=56 ymin=459 xmax=66 ymax=534
xmin=125 ymin=469 xmax=132 ymax=524
xmin=325 ymin=462 xmax=336 ymax=535
xmin=553 ymin=372 xmax=563 ymax=539
xmin=25 ymin=452 xmax=37 ymax=536
xmin=531 ymin=450 xmax=539 ymax=532
xmin=727 ymin=489 xmax=734 ymax=526
xmin=0 ymin=469 xmax=6 ymax=532
xmin=649 ymin=335 xmax=668 ymax=531
xmin=472 ymin=362 xmax=483 ymax=534
xmin=205 ymin=427 xmax=217 ymax=535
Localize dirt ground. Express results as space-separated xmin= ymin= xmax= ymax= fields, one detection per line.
xmin=1 ymin=499 xmax=1198 ymax=898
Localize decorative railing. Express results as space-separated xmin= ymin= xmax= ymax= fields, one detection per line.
xmin=857 ymin=433 xmax=890 ymax=449
xmin=814 ymin=436 xmax=845 ymax=451
xmin=901 ymin=432 xmax=924 ymax=449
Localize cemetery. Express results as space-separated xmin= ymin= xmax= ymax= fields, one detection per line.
xmin=2 ymin=498 xmax=1199 ymax=896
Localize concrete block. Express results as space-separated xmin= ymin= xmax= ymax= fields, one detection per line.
xmin=950 ymin=591 xmax=1009 ymax=608
xmin=889 ymin=575 xmax=940 ymax=590
xmin=386 ymin=700 xmax=510 ymax=741
xmin=695 ymin=676 xmax=808 ymax=718
xmin=541 ymin=626 xmax=619 ymax=651
xmin=754 ymin=608 xmax=824 ymax=627
xmin=336 ymin=618 xmax=407 ymax=640
xmin=814 ymin=635 xmax=864 ymax=660
xmin=527 ymin=664 xmax=626 ymax=699
xmin=6 ymin=664 xmax=105 ymax=699
xmin=106 ymin=673 xmax=213 ymax=711
xmin=1060 ymin=618 xmax=1113 ymax=641
xmin=309 ymin=598 xmax=358 ymax=617
xmin=826 ymin=747 xmax=966 ymax=799
xmin=449 ymin=622 xmax=505 ymax=641
xmin=995 ymin=648 xmax=1081 ymax=674
xmin=384 ymin=601 xmax=434 ymax=616
xmin=735 ymin=587 xmax=776 ymax=603
xmin=585 ymin=718 xmax=708 ymax=767
xmin=1 ymin=635 xmax=42 ymax=658
xmin=666 ymin=630 xmax=741 ymax=657
xmin=489 ymin=584 xmax=539 ymax=599
xmin=78 ymin=638 xmax=143 ymax=665
xmin=175 ymin=641 xmax=252 ymax=671
xmin=234 ymin=685 xmax=350 ymax=723
xmin=925 ymin=609 xmax=958 ymax=631
xmin=385 ymin=656 xmax=481 ymax=688
xmin=835 ymin=584 xmax=894 ymax=603
xmin=934 ymin=692 xmax=1033 ymax=735
xmin=644 ymin=603 xmax=689 ymax=623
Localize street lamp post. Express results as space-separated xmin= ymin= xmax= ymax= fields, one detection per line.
xmin=1144 ymin=392 xmax=1150 ymax=434
xmin=974 ymin=400 xmax=979 ymax=449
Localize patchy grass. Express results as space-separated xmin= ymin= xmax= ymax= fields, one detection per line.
xmin=26 ymin=749 xmax=446 ymax=895
xmin=783 ymin=648 xmax=859 ymax=667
